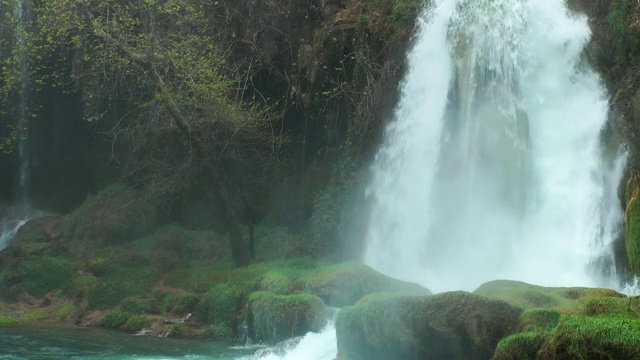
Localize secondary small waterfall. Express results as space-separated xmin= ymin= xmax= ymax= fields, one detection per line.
xmin=0 ymin=0 xmax=35 ymax=250
xmin=364 ymin=0 xmax=625 ymax=293
xmin=16 ymin=0 xmax=31 ymax=205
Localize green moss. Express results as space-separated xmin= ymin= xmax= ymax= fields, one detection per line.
xmin=56 ymin=303 xmax=75 ymax=320
xmin=17 ymin=256 xmax=80 ymax=298
xmin=337 ymin=291 xmax=522 ymax=360
xmin=62 ymin=184 xmax=155 ymax=246
xmin=626 ymin=187 xmax=640 ymax=275
xmin=305 ymin=262 xmax=430 ymax=307
xmin=16 ymin=300 xmax=75 ymax=323
xmin=392 ymin=1 xmax=419 ymax=26
xmin=248 ymin=291 xmax=327 ymax=344
xmin=104 ymin=311 xmax=128 ymax=329
xmin=80 ymin=262 xmax=156 ymax=309
xmin=355 ymin=15 xmax=369 ymax=31
xmin=63 ymin=184 xmax=126 ymax=231
xmin=473 ymin=280 xmax=623 ymax=312
xmin=0 ymin=316 xmax=18 ymax=326
xmin=120 ymin=297 xmax=150 ymax=314
xmin=174 ymin=293 xmax=198 ymax=313
xmin=194 ymin=283 xmax=242 ymax=336
xmin=205 ymin=324 xmax=232 ymax=339
xmin=493 ymin=332 xmax=549 ymax=360
xmin=519 ymin=308 xmax=561 ymax=332
xmin=86 ymin=257 xmax=111 ymax=277
xmin=539 ymin=316 xmax=640 ymax=359
xmin=122 ymin=315 xmax=150 ymax=332
xmin=608 ymin=0 xmax=629 ymax=53
xmin=259 ymin=272 xmax=291 ymax=295
xmin=582 ymin=297 xmax=640 ymax=318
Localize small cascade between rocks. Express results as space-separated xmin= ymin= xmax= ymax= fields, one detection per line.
xmin=241 ymin=317 xmax=337 ymax=360
xmin=363 ymin=0 xmax=625 ymax=293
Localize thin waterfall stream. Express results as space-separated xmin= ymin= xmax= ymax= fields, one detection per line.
xmin=0 ymin=0 xmax=37 ymax=250
xmin=364 ymin=0 xmax=624 ymax=293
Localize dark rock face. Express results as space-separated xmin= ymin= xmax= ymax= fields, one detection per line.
xmin=336 ymin=291 xmax=522 ymax=360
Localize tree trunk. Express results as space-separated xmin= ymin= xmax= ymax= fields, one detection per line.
xmin=248 ymin=204 xmax=256 ymax=260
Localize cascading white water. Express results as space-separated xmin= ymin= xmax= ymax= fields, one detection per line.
xmin=364 ymin=0 xmax=625 ymax=293
xmin=240 ymin=318 xmax=337 ymax=360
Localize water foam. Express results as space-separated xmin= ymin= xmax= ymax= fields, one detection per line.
xmin=364 ymin=0 xmax=624 ymax=292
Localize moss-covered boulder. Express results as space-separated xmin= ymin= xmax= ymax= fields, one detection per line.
xmin=305 ymin=262 xmax=430 ymax=307
xmin=194 ymin=283 xmax=243 ymax=338
xmin=538 ymin=316 xmax=640 ymax=359
xmin=62 ymin=185 xmax=157 ymax=246
xmin=486 ymin=279 xmax=640 ymax=359
xmin=492 ymin=331 xmax=549 ymax=360
xmin=336 ymin=291 xmax=522 ymax=360
xmin=248 ymin=291 xmax=327 ymax=344
xmin=474 ymin=280 xmax=624 ymax=311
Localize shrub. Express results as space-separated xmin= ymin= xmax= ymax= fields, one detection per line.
xmin=120 ymin=297 xmax=149 ymax=314
xmin=122 ymin=315 xmax=150 ymax=332
xmin=104 ymin=311 xmax=128 ymax=329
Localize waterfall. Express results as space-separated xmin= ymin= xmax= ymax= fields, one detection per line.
xmin=0 ymin=0 xmax=34 ymax=250
xmin=16 ymin=0 xmax=30 ymax=205
xmin=241 ymin=316 xmax=338 ymax=360
xmin=364 ymin=0 xmax=625 ymax=293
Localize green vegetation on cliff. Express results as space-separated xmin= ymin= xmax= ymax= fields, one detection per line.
xmin=625 ymin=171 xmax=640 ymax=274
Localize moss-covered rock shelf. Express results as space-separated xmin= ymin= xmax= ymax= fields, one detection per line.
xmin=334 ymin=280 xmax=640 ymax=360
xmin=0 ymin=194 xmax=428 ymax=342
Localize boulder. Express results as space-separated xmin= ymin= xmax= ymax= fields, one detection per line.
xmin=336 ymin=291 xmax=522 ymax=360
xmin=248 ymin=291 xmax=327 ymax=344
xmin=305 ymin=262 xmax=430 ymax=307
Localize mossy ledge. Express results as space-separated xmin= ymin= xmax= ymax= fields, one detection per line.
xmin=0 ymin=198 xmax=427 ymax=341
xmin=248 ymin=291 xmax=327 ymax=343
xmin=335 ymin=280 xmax=640 ymax=360
xmin=336 ymin=291 xmax=522 ymax=360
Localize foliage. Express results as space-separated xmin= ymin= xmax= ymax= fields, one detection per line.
xmin=259 ymin=272 xmax=292 ymax=295
xmin=16 ymin=256 xmax=79 ymax=298
xmin=392 ymin=1 xmax=420 ymax=26
xmin=626 ymin=172 xmax=640 ymax=274
xmin=519 ymin=308 xmax=561 ymax=332
xmin=608 ymin=0 xmax=629 ymax=53
xmin=174 ymin=293 xmax=198 ymax=313
xmin=104 ymin=311 xmax=128 ymax=329
xmin=204 ymin=324 xmax=232 ymax=339
xmin=473 ymin=280 xmax=624 ymax=311
xmin=538 ymin=316 xmax=640 ymax=359
xmin=122 ymin=315 xmax=151 ymax=332
xmin=0 ymin=316 xmax=18 ymax=326
xmin=493 ymin=332 xmax=549 ymax=360
xmin=194 ymin=283 xmax=242 ymax=336
xmin=120 ymin=297 xmax=150 ymax=314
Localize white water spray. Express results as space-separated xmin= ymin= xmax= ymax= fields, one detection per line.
xmin=364 ymin=0 xmax=624 ymax=293
xmin=242 ymin=319 xmax=337 ymax=360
